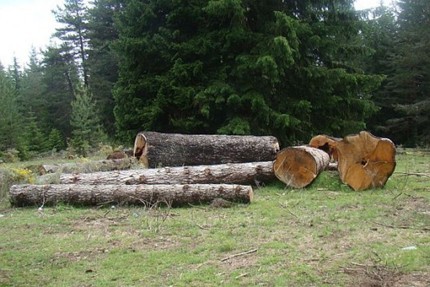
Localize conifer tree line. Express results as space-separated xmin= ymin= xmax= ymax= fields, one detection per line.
xmin=0 ymin=0 xmax=429 ymax=160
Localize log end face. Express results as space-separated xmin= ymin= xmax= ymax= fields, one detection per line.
xmin=273 ymin=147 xmax=319 ymax=188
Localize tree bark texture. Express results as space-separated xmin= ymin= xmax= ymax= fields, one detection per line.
xmin=334 ymin=131 xmax=396 ymax=191
xmin=59 ymin=161 xmax=275 ymax=186
xmin=9 ymin=184 xmax=253 ymax=207
xmin=38 ymin=158 xmax=137 ymax=175
xmin=133 ymin=132 xmax=279 ymax=168
xmin=273 ymin=146 xmax=330 ymax=188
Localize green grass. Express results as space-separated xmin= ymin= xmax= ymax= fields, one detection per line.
xmin=0 ymin=150 xmax=429 ymax=286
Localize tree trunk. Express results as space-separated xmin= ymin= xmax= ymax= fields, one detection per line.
xmin=334 ymin=131 xmax=396 ymax=191
xmin=133 ymin=132 xmax=279 ymax=168
xmin=38 ymin=158 xmax=137 ymax=175
xmin=273 ymin=146 xmax=330 ymax=188
xmin=9 ymin=184 xmax=253 ymax=207
xmin=309 ymin=134 xmax=341 ymax=159
xmin=59 ymin=161 xmax=275 ymax=186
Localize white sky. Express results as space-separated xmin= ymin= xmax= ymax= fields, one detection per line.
xmin=0 ymin=0 xmax=390 ymax=68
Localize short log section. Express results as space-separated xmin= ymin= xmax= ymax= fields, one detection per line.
xmin=335 ymin=131 xmax=396 ymax=191
xmin=309 ymin=134 xmax=341 ymax=159
xmin=9 ymin=184 xmax=253 ymax=207
xmin=59 ymin=161 xmax=275 ymax=185
xmin=273 ymin=146 xmax=330 ymax=188
xmin=133 ymin=132 xmax=279 ymax=167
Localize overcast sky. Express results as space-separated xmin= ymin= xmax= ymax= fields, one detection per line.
xmin=0 ymin=0 xmax=390 ymax=68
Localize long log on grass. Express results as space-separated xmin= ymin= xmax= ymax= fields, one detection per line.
xmin=38 ymin=158 xmax=137 ymax=175
xmin=59 ymin=161 xmax=275 ymax=185
xmin=9 ymin=184 xmax=253 ymax=207
xmin=273 ymin=146 xmax=330 ymax=188
xmin=334 ymin=131 xmax=396 ymax=191
xmin=133 ymin=132 xmax=279 ymax=167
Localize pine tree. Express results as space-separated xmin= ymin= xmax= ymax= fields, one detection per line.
xmin=113 ymin=0 xmax=381 ymax=144
xmin=20 ymin=48 xmax=47 ymax=127
xmin=47 ymin=128 xmax=66 ymax=151
xmin=70 ymin=87 xmax=106 ymax=156
xmin=0 ymin=69 xmax=24 ymax=156
xmin=41 ymin=45 xmax=80 ymax=137
xmin=86 ymin=0 xmax=122 ymax=135
xmin=381 ymin=0 xmax=430 ymax=145
xmin=53 ymin=0 xmax=90 ymax=87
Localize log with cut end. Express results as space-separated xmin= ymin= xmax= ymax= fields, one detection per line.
xmin=133 ymin=132 xmax=279 ymax=167
xmin=309 ymin=134 xmax=341 ymax=158
xmin=59 ymin=161 xmax=275 ymax=186
xmin=334 ymin=131 xmax=396 ymax=191
xmin=9 ymin=184 xmax=253 ymax=207
xmin=273 ymin=146 xmax=330 ymax=188
xmin=38 ymin=158 xmax=137 ymax=175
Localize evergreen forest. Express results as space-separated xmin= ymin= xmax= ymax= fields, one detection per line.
xmin=0 ymin=0 xmax=429 ymax=161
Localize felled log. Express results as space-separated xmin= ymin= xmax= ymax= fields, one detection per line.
xmin=9 ymin=184 xmax=253 ymax=207
xmin=38 ymin=158 xmax=137 ymax=175
xmin=309 ymin=134 xmax=341 ymax=158
xmin=273 ymin=146 xmax=330 ymax=188
xmin=59 ymin=161 xmax=275 ymax=185
xmin=133 ymin=132 xmax=279 ymax=168
xmin=334 ymin=131 xmax=396 ymax=191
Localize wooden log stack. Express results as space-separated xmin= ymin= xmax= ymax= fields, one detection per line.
xmin=10 ymin=132 xmax=280 ymax=207
xmin=9 ymin=130 xmax=397 ymax=207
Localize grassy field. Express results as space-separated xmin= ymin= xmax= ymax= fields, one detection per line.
xmin=0 ymin=150 xmax=429 ymax=286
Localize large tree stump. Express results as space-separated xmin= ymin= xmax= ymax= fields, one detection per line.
xmin=9 ymin=184 xmax=253 ymax=207
xmin=133 ymin=132 xmax=279 ymax=167
xmin=334 ymin=131 xmax=396 ymax=191
xmin=59 ymin=161 xmax=275 ymax=186
xmin=38 ymin=158 xmax=137 ymax=175
xmin=273 ymin=146 xmax=330 ymax=188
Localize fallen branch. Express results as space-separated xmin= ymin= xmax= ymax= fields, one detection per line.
xmin=372 ymin=221 xmax=430 ymax=232
xmin=395 ymin=172 xmax=430 ymax=177
xmin=220 ymin=248 xmax=258 ymax=262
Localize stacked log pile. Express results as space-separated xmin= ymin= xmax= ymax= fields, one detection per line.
xmin=9 ymin=130 xmax=397 ymax=207
xmin=10 ymin=132 xmax=279 ymax=207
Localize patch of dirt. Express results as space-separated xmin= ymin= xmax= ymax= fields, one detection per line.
xmin=50 ymin=248 xmax=107 ymax=264
xmin=220 ymin=251 xmax=258 ymax=270
xmin=394 ymin=272 xmax=430 ymax=287
xmin=344 ymin=263 xmax=430 ymax=287
xmin=0 ymin=269 xmax=11 ymax=285
xmin=130 ymin=236 xmax=180 ymax=251
xmin=395 ymin=195 xmax=429 ymax=213
xmin=344 ymin=263 xmax=404 ymax=287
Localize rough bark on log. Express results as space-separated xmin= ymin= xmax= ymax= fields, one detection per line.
xmin=335 ymin=131 xmax=396 ymax=191
xmin=59 ymin=161 xmax=275 ymax=186
xmin=133 ymin=132 xmax=279 ymax=168
xmin=9 ymin=184 xmax=253 ymax=207
xmin=38 ymin=158 xmax=137 ymax=175
xmin=273 ymin=146 xmax=330 ymax=188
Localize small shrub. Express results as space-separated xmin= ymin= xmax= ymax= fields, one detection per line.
xmin=0 ymin=149 xmax=20 ymax=163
